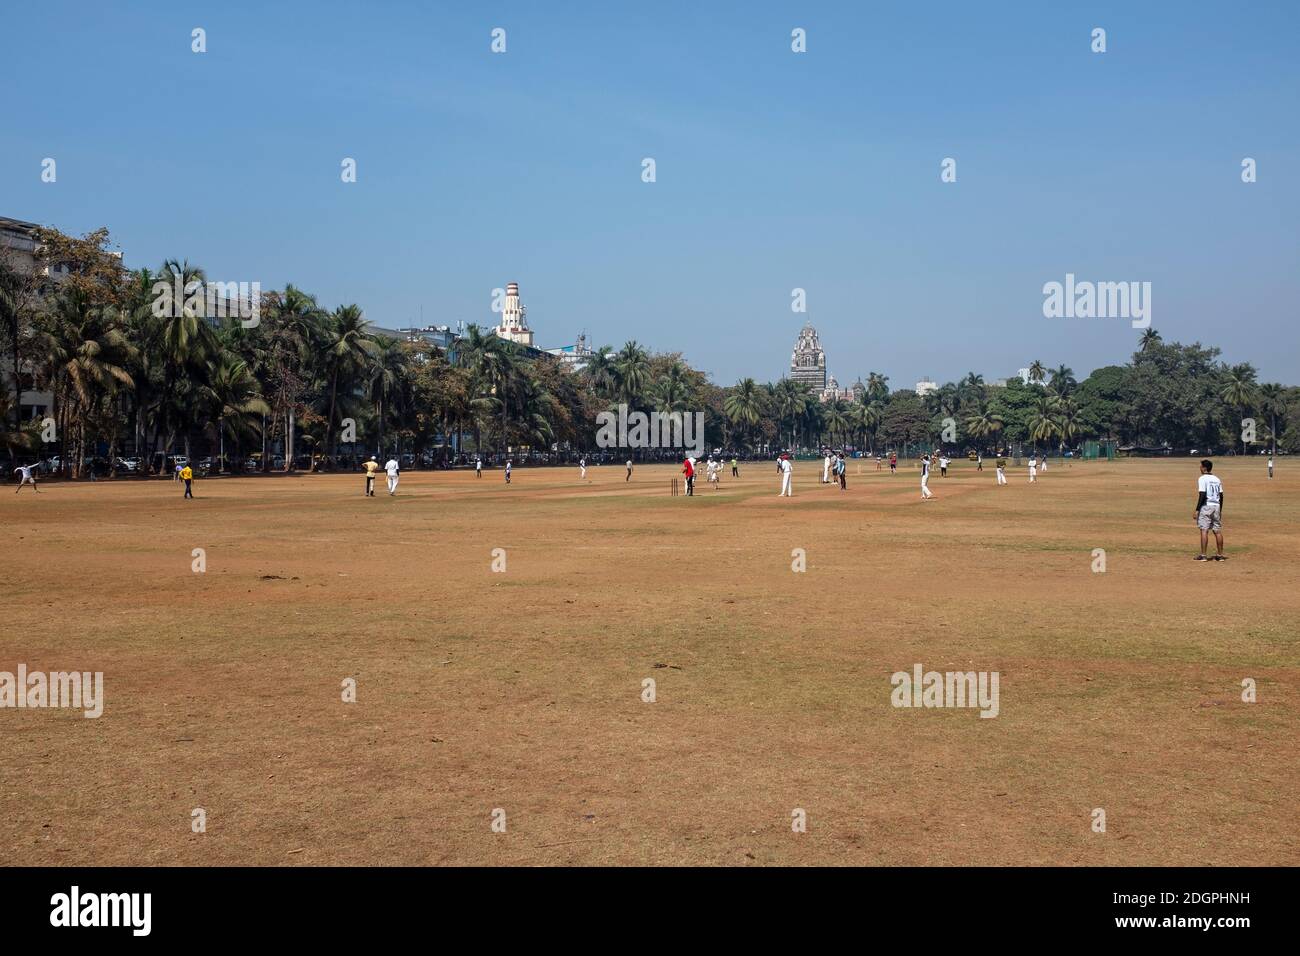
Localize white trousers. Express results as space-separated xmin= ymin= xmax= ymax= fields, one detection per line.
xmin=780 ymin=473 xmax=792 ymax=496
xmin=1029 ymin=468 xmax=1036 ymax=482
xmin=387 ymin=475 xmax=398 ymax=493
xmin=921 ymin=476 xmax=933 ymax=498
xmin=996 ymin=467 xmax=1007 ymax=485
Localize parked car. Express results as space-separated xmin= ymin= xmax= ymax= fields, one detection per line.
xmin=116 ymin=457 xmax=142 ymax=472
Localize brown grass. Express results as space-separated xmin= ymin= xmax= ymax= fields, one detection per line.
xmin=1 ymin=456 xmax=1296 ymax=865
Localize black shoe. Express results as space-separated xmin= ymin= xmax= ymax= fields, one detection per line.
xmin=1194 ymin=554 xmax=1208 ymax=561
xmin=1212 ymin=555 xmax=1226 ymax=561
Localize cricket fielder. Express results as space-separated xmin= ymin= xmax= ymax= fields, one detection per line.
xmin=385 ymin=457 xmax=400 ymax=495
xmin=13 ymin=464 xmax=40 ymax=493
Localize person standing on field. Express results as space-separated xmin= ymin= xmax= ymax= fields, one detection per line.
xmin=385 ymin=456 xmax=400 ymax=495
xmin=475 ymin=456 xmax=482 ymax=478
xmin=362 ymin=456 xmax=381 ymax=496
xmin=13 ymin=464 xmax=40 ymax=493
xmin=889 ymin=453 xmax=897 ymax=474
xmin=977 ymin=453 xmax=983 ymax=472
xmin=682 ymin=455 xmax=695 ymax=496
xmin=1268 ymin=455 xmax=1274 ymax=479
xmin=1195 ymin=459 xmax=1225 ymax=561
xmin=995 ymin=453 xmax=1008 ymax=485
xmin=504 ymin=459 xmax=512 ymax=484
xmin=822 ymin=449 xmax=831 ymax=484
xmin=939 ymin=454 xmax=950 ymax=477
xmin=626 ymin=459 xmax=633 ymax=481
xmin=180 ymin=463 xmax=194 ymax=499
xmin=779 ymin=453 xmax=793 ymax=497
xmin=731 ymin=457 xmax=739 ymax=478
xmin=920 ymin=454 xmax=934 ymax=499
xmin=836 ymin=451 xmax=847 ymax=490
xmin=579 ymin=457 xmax=587 ymax=480
xmin=1028 ymin=455 xmax=1037 ymax=483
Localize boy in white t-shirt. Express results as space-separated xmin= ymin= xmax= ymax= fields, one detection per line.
xmin=1194 ymin=459 xmax=1225 ymax=561
xmin=384 ymin=457 xmax=400 ymax=495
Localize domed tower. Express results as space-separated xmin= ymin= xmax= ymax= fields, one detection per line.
xmin=495 ymin=282 xmax=534 ymax=347
xmin=790 ymin=323 xmax=827 ymax=390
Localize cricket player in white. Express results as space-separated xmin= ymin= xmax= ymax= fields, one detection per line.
xmin=1195 ymin=459 xmax=1225 ymax=561
xmin=707 ymin=458 xmax=720 ymax=487
xmin=920 ymin=455 xmax=933 ymax=499
xmin=995 ymin=455 xmax=1007 ymax=485
xmin=579 ymin=457 xmax=587 ymax=480
xmin=779 ymin=455 xmax=793 ymax=497
xmin=1028 ymin=455 xmax=1037 ymax=482
xmin=1040 ymin=456 xmax=1048 ymax=473
xmin=475 ymin=457 xmax=482 ymax=478
xmin=822 ymin=450 xmax=831 ymax=484
xmin=384 ymin=457 xmax=400 ymax=495
xmin=13 ymin=464 xmax=40 ymax=493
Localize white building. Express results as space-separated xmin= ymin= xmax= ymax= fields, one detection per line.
xmin=915 ymin=378 xmax=938 ymax=397
xmin=494 ymin=282 xmax=534 ymax=347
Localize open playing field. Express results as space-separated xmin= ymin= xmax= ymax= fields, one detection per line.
xmin=1 ymin=458 xmax=1296 ymax=866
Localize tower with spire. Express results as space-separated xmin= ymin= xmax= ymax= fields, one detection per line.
xmin=495 ymin=282 xmax=534 ymax=347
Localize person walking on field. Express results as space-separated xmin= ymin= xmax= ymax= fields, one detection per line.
xmin=779 ymin=454 xmax=793 ymax=497
xmin=13 ymin=464 xmax=40 ymax=493
xmin=362 ymin=456 xmax=381 ymax=496
xmin=626 ymin=459 xmax=633 ymax=481
xmin=1195 ymin=459 xmax=1226 ymax=561
xmin=995 ymin=453 xmax=1008 ymax=485
xmin=385 ymin=456 xmax=400 ymax=495
xmin=889 ymin=453 xmax=897 ymax=474
xmin=180 ymin=463 xmax=194 ymax=499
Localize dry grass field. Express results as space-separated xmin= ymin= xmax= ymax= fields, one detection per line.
xmin=1 ymin=456 xmax=1296 ymax=866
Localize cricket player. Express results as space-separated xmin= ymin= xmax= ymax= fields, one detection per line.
xmin=731 ymin=457 xmax=739 ymax=478
xmin=626 ymin=459 xmax=633 ymax=481
xmin=579 ymin=457 xmax=587 ymax=480
xmin=504 ymin=459 xmax=512 ymax=484
xmin=822 ymin=449 xmax=831 ymax=484
xmin=1268 ymin=455 xmax=1274 ymax=479
xmin=707 ymin=457 xmax=720 ymax=488
xmin=977 ymin=453 xmax=983 ymax=472
xmin=475 ymin=457 xmax=482 ymax=478
xmin=995 ymin=454 xmax=1008 ymax=485
xmin=939 ymin=454 xmax=950 ymax=477
xmin=1040 ymin=455 xmax=1048 ymax=473
xmin=682 ymin=456 xmax=695 ymax=496
xmin=836 ymin=451 xmax=846 ymax=490
xmin=1028 ymin=455 xmax=1037 ymax=483
xmin=1195 ymin=459 xmax=1225 ymax=561
xmin=385 ymin=456 xmax=400 ymax=495
xmin=362 ymin=456 xmax=381 ymax=496
xmin=920 ymin=454 xmax=934 ymax=499
xmin=779 ymin=454 xmax=793 ymax=497
xmin=13 ymin=464 xmax=40 ymax=493
xmin=180 ymin=463 xmax=194 ymax=499
xmin=889 ymin=453 xmax=897 ymax=474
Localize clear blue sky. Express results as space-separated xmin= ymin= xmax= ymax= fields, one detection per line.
xmin=4 ymin=0 xmax=1298 ymax=386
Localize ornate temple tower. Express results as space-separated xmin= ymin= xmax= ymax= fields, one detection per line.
xmin=790 ymin=322 xmax=827 ymax=390
xmin=495 ymin=282 xmax=534 ymax=347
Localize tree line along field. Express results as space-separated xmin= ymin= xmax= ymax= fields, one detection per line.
xmin=1 ymin=457 xmax=1295 ymax=865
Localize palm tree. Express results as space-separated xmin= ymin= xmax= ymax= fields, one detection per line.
xmin=1139 ymin=328 xmax=1162 ymax=352
xmin=1257 ymin=383 xmax=1285 ymax=455
xmin=964 ymin=401 xmax=1004 ymax=454
xmin=1220 ymin=364 xmax=1259 ymax=454
xmin=1028 ymin=360 xmax=1046 ymax=386
xmin=1049 ymin=364 xmax=1076 ymax=398
xmin=724 ymin=378 xmax=763 ymax=451
xmin=260 ymin=284 xmax=323 ymax=471
xmin=651 ymin=360 xmax=692 ymax=413
xmin=614 ymin=341 xmax=650 ymax=407
xmin=368 ymin=336 xmax=407 ymax=459
xmin=34 ymin=288 xmax=136 ymax=477
xmin=865 ymin=371 xmax=890 ymax=403
xmin=208 ymin=355 xmax=270 ymax=471
xmin=1055 ymin=397 xmax=1081 ymax=455
xmin=319 ymin=304 xmax=376 ymax=465
xmin=1027 ymin=394 xmax=1061 ymax=456
xmin=583 ymin=345 xmax=618 ymax=401
xmin=854 ymin=399 xmax=884 ymax=453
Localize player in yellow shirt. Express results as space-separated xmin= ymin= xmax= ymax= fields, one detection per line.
xmin=362 ymin=456 xmax=381 ymax=496
xmin=180 ymin=465 xmax=194 ymax=499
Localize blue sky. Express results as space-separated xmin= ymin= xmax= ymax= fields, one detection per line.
xmin=4 ymin=0 xmax=1298 ymax=386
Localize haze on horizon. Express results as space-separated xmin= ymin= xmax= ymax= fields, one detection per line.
xmin=3 ymin=0 xmax=1298 ymax=388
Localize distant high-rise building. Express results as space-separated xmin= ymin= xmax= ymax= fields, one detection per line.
xmin=494 ymin=282 xmax=534 ymax=347
xmin=790 ymin=323 xmax=827 ymax=390
xmin=915 ymin=378 xmax=938 ymax=397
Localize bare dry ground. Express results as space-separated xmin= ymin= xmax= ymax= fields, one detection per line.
xmin=1 ymin=457 xmax=1296 ymax=866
